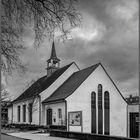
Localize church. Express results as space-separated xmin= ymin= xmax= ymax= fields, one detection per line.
xmin=8 ymin=42 xmax=128 ymax=137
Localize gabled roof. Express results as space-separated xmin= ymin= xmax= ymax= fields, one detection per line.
xmin=42 ymin=63 xmax=100 ymax=104
xmin=99 ymin=63 xmax=127 ymax=103
xmin=13 ymin=63 xmax=73 ymax=103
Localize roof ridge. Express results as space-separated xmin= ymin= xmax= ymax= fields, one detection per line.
xmin=74 ymin=63 xmax=100 ymax=74
xmin=100 ymin=63 xmax=127 ymax=103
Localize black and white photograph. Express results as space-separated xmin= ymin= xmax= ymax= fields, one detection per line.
xmin=1 ymin=0 xmax=139 ymax=140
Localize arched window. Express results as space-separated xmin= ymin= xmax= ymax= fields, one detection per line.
xmin=104 ymin=91 xmax=110 ymax=135
xmin=91 ymin=92 xmax=96 ymax=133
xmin=98 ymin=84 xmax=103 ymax=134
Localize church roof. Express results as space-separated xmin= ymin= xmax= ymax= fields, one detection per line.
xmin=42 ymin=63 xmax=100 ymax=104
xmin=13 ymin=63 xmax=73 ymax=103
xmin=47 ymin=42 xmax=60 ymax=62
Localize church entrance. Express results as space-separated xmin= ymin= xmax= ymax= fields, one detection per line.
xmin=46 ymin=108 xmax=52 ymax=125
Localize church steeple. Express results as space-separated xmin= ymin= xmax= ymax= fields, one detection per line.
xmin=50 ymin=42 xmax=58 ymax=60
xmin=46 ymin=42 xmax=60 ymax=76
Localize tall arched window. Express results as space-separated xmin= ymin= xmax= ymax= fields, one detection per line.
xmin=91 ymin=92 xmax=96 ymax=133
xmin=98 ymin=84 xmax=103 ymax=134
xmin=104 ymin=91 xmax=110 ymax=135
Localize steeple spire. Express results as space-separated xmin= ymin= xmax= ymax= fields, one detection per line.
xmin=49 ymin=42 xmax=60 ymax=62
xmin=46 ymin=42 xmax=60 ymax=76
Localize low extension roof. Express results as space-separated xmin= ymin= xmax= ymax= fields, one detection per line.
xmin=42 ymin=63 xmax=100 ymax=104
xmin=13 ymin=63 xmax=73 ymax=103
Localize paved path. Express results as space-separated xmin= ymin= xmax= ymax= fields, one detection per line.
xmin=7 ymin=132 xmax=76 ymax=140
xmin=1 ymin=133 xmax=27 ymax=140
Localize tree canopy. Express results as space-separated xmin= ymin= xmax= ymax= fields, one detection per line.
xmin=1 ymin=0 xmax=81 ymax=75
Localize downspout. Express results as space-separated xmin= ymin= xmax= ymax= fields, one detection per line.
xmin=126 ymin=103 xmax=128 ymax=137
xmin=12 ymin=103 xmax=13 ymax=123
xmin=38 ymin=95 xmax=41 ymax=125
xmin=64 ymin=100 xmax=67 ymax=129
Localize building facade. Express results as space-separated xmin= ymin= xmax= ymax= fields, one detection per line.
xmin=8 ymin=42 xmax=128 ymax=137
xmin=126 ymin=95 xmax=139 ymax=138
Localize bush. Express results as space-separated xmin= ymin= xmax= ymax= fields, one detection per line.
xmin=6 ymin=123 xmax=67 ymax=131
xmin=9 ymin=123 xmax=37 ymax=130
xmin=49 ymin=125 xmax=67 ymax=130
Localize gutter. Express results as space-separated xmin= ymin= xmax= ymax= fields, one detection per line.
xmin=64 ymin=100 xmax=67 ymax=128
xmin=42 ymin=99 xmax=65 ymax=105
xmin=13 ymin=96 xmax=39 ymax=104
xmin=12 ymin=104 xmax=13 ymax=123
xmin=126 ymin=104 xmax=128 ymax=137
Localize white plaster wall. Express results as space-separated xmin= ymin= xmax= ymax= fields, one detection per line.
xmin=69 ymin=126 xmax=82 ymax=132
xmin=44 ymin=102 xmax=65 ymax=126
xmin=8 ymin=106 xmax=12 ymax=124
xmin=13 ymin=102 xmax=21 ymax=123
xmin=31 ymin=98 xmax=40 ymax=125
xmin=66 ymin=65 xmax=127 ymax=137
xmin=12 ymin=97 xmax=40 ymax=125
xmin=40 ymin=63 xmax=79 ymax=125
xmin=41 ymin=104 xmax=45 ymax=125
xmin=128 ymin=105 xmax=139 ymax=112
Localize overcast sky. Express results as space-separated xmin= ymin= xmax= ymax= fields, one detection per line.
xmin=3 ymin=0 xmax=138 ymax=100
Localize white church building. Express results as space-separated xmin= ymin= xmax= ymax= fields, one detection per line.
xmin=8 ymin=42 xmax=128 ymax=137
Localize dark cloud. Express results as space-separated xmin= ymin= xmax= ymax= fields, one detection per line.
xmin=79 ymin=0 xmax=138 ymax=26
xmin=5 ymin=0 xmax=138 ymax=99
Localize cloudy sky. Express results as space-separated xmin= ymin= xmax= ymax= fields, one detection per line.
xmin=3 ymin=0 xmax=138 ymax=100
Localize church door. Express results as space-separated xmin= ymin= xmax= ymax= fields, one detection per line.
xmin=130 ymin=113 xmax=139 ymax=138
xmin=47 ymin=108 xmax=52 ymax=125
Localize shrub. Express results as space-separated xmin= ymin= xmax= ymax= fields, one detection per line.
xmin=49 ymin=125 xmax=67 ymax=130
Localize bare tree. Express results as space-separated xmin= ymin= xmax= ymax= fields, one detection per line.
xmin=1 ymin=0 xmax=81 ymax=75
xmin=26 ymin=96 xmax=39 ymax=125
xmin=22 ymin=79 xmax=40 ymax=125
xmin=1 ymin=84 xmax=10 ymax=101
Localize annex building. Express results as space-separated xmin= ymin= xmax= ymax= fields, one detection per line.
xmin=125 ymin=95 xmax=139 ymax=138
xmin=8 ymin=42 xmax=128 ymax=137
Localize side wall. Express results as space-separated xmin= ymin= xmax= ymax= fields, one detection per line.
xmin=66 ymin=65 xmax=127 ymax=137
xmin=12 ymin=97 xmax=40 ymax=125
xmin=40 ymin=63 xmax=79 ymax=125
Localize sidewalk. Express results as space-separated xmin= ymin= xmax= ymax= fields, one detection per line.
xmin=7 ymin=131 xmax=76 ymax=140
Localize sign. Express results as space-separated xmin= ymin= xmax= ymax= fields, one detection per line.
xmin=68 ymin=111 xmax=82 ymax=126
